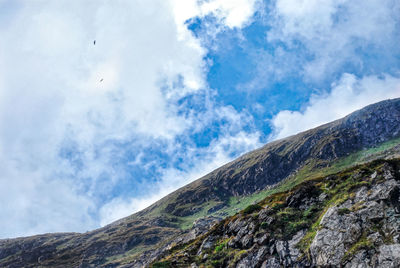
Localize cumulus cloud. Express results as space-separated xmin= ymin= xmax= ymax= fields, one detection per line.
xmin=0 ymin=0 xmax=260 ymax=238
xmin=268 ymin=0 xmax=400 ymax=81
xmin=270 ymin=73 xmax=400 ymax=140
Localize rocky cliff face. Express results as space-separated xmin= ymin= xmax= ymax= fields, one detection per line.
xmin=1 ymin=98 xmax=400 ymax=268
xmin=155 ymin=159 xmax=400 ymax=267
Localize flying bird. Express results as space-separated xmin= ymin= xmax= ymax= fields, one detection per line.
xmin=100 ymin=78 xmax=103 ymax=82
xmin=93 ymin=40 xmax=96 ymax=45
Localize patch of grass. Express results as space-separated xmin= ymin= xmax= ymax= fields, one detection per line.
xmin=303 ymin=204 xmax=319 ymax=218
xmin=270 ymin=202 xmax=286 ymax=211
xmin=242 ymin=204 xmax=262 ymax=215
xmin=214 ymin=240 xmax=228 ymax=253
xmin=175 ymin=201 xmax=219 ymax=230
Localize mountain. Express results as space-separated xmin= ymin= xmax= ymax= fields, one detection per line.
xmin=1 ymin=98 xmax=400 ymax=267
xmin=155 ymin=158 xmax=400 ymax=267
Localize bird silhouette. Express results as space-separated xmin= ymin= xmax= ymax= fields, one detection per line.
xmin=100 ymin=78 xmax=103 ymax=82
xmin=93 ymin=40 xmax=96 ymax=45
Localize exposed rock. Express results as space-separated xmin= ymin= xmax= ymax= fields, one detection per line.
xmin=377 ymin=244 xmax=400 ymax=267
xmin=344 ymin=250 xmax=371 ymax=268
xmin=260 ymin=257 xmax=280 ymax=268
xmin=197 ymin=235 xmax=216 ymax=256
xmin=236 ymin=246 xmax=268 ymax=268
xmin=240 ymin=234 xmax=253 ymax=249
xmin=275 ymin=230 xmax=306 ymax=266
xmin=310 ymin=206 xmax=362 ymax=265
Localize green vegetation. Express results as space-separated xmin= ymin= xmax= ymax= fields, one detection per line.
xmin=242 ymin=204 xmax=262 ymax=215
xmin=214 ymin=240 xmax=227 ymax=253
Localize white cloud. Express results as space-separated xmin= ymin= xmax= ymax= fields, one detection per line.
xmin=199 ymin=0 xmax=259 ymax=28
xmin=269 ymin=0 xmax=400 ymax=81
xmin=0 ymin=155 xmax=97 ymax=237
xmin=172 ymin=0 xmax=259 ymax=29
xmin=270 ymin=73 xmax=400 ymax=140
xmin=0 ymin=0 xmax=259 ymax=238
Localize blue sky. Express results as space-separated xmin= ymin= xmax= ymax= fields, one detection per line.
xmin=0 ymin=0 xmax=399 ymax=238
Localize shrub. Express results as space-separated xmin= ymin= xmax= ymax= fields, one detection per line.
xmin=214 ymin=241 xmax=226 ymax=253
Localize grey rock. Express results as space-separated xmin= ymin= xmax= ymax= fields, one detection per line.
xmin=241 ymin=234 xmax=253 ymax=249
xmin=228 ymin=218 xmax=247 ymax=234
xmin=344 ymin=250 xmax=371 ymax=268
xmin=254 ymin=233 xmax=269 ymax=245
xmin=237 ymin=224 xmax=249 ymax=238
xmin=197 ymin=236 xmax=216 ymax=256
xmin=354 ymin=186 xmax=369 ymax=203
xmin=368 ymin=232 xmax=384 ymax=245
xmin=255 ymin=246 xmax=269 ymax=262
xmin=236 ymin=256 xmax=252 ymax=268
xmin=275 ymin=230 xmax=306 ymax=266
xmin=310 ymin=206 xmax=362 ymax=266
xmin=236 ymin=246 xmax=268 ymax=268
xmin=261 ymin=257 xmax=280 ymax=268
xmin=288 ymin=230 xmax=306 ymax=262
xmin=358 ymin=201 xmax=384 ymax=221
xmin=368 ymin=179 xmax=398 ymax=201
xmin=377 ymin=244 xmax=400 ymax=267
xmin=319 ymin=192 xmax=328 ymax=202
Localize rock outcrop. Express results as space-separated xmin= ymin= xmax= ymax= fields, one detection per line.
xmin=155 ymin=159 xmax=400 ymax=267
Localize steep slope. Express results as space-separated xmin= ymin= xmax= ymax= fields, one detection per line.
xmin=154 ymin=159 xmax=400 ymax=267
xmin=1 ymin=98 xmax=400 ymax=267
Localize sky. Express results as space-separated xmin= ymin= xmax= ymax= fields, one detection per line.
xmin=0 ymin=0 xmax=399 ymax=238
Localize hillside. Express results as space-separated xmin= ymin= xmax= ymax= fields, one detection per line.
xmin=154 ymin=159 xmax=400 ymax=267
xmin=1 ymin=98 xmax=400 ymax=267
